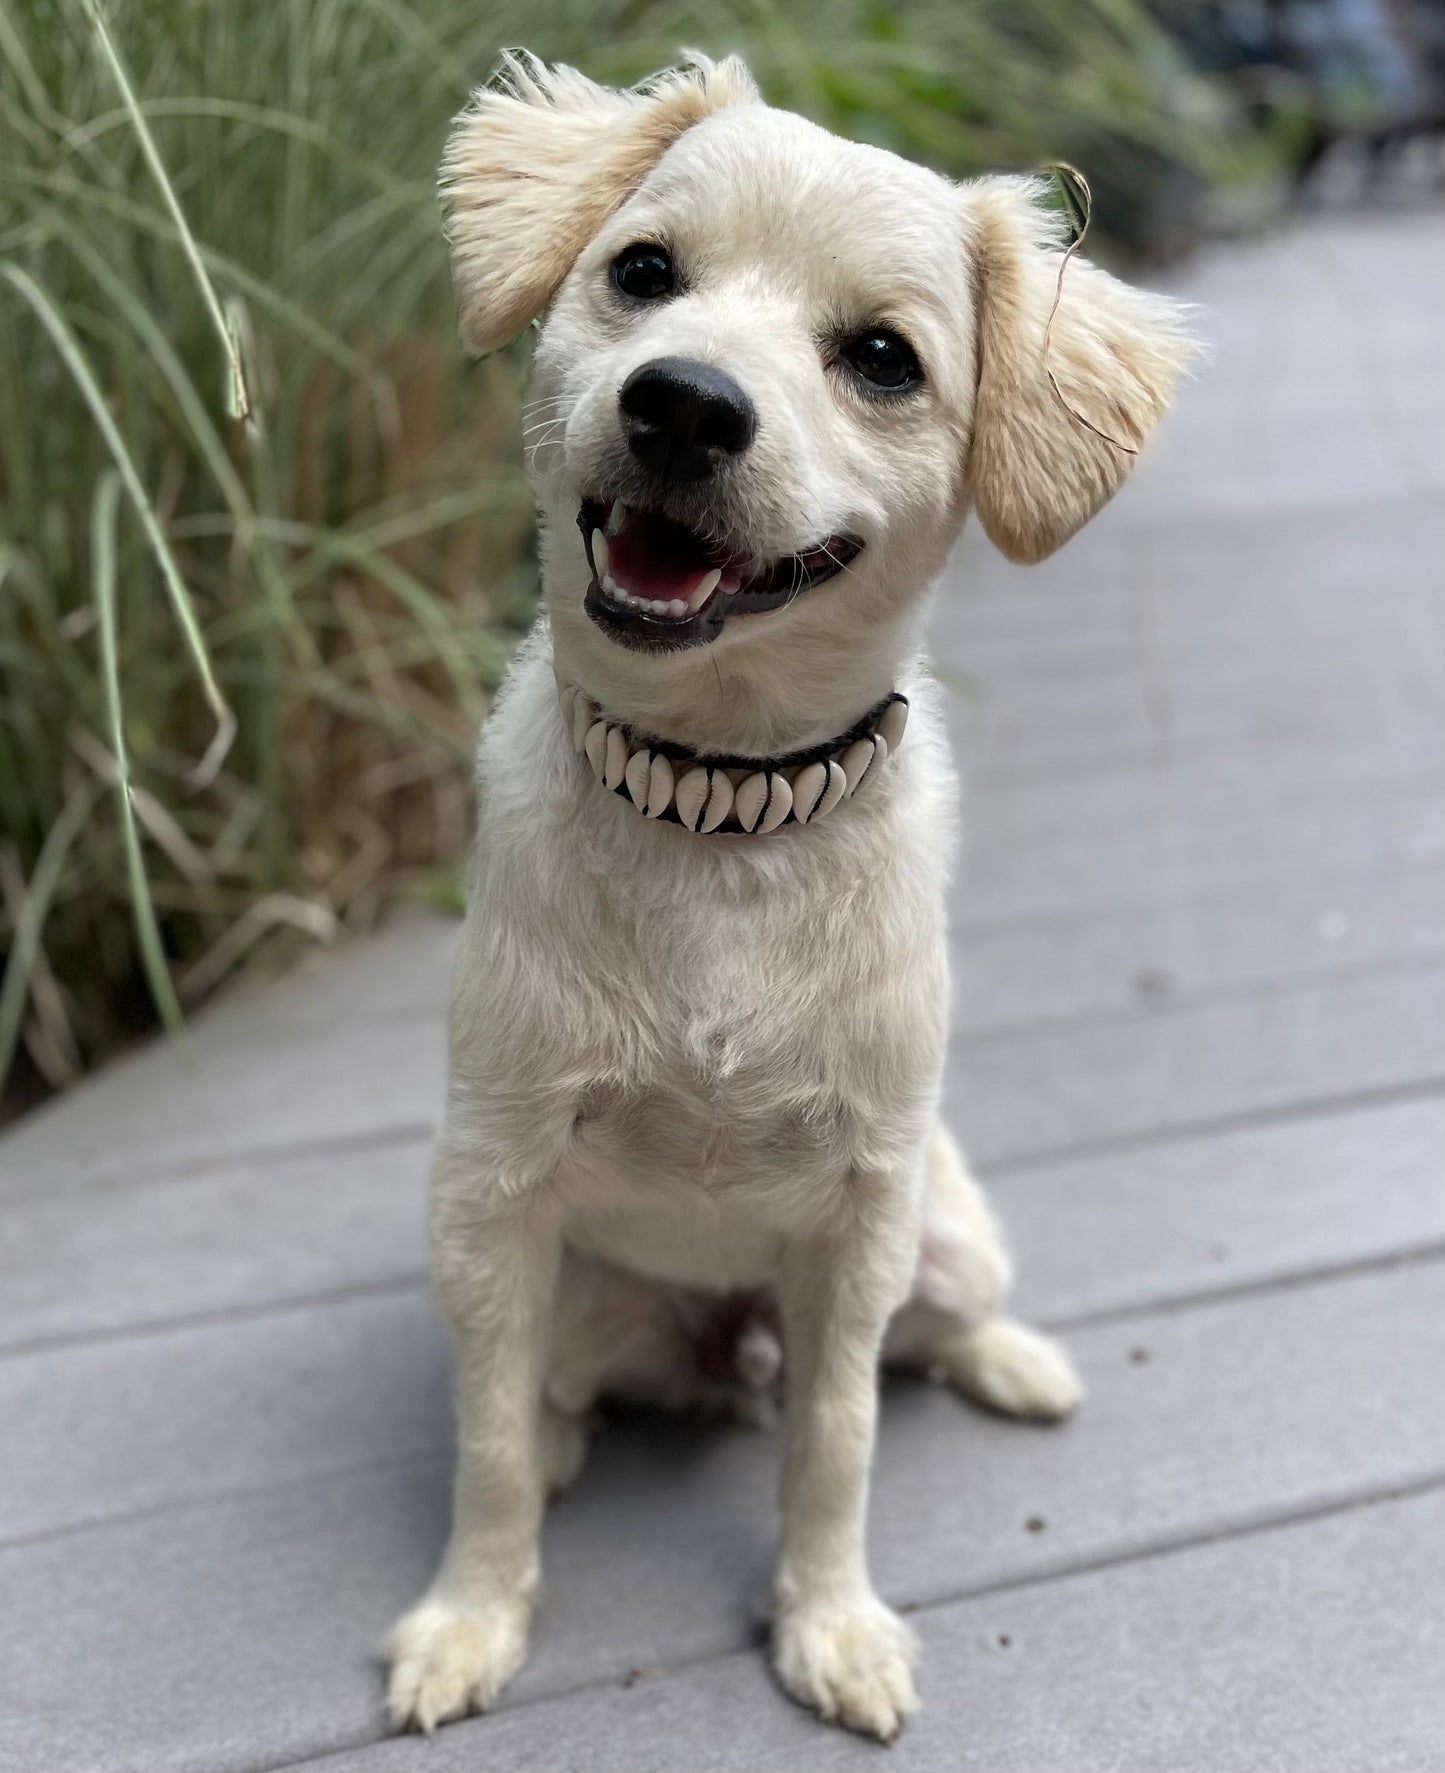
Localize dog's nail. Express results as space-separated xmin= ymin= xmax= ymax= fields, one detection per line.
xmin=571 ymin=694 xmax=596 ymax=753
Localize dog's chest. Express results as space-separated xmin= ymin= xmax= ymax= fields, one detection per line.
xmin=559 ymin=892 xmax=927 ymax=1189
xmin=560 ymin=1048 xmax=844 ymax=1286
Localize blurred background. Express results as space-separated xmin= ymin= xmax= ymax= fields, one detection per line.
xmin=2 ymin=0 xmax=1443 ymax=1121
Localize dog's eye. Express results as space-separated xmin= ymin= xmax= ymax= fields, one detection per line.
xmin=840 ymin=331 xmax=923 ymax=393
xmin=611 ymin=244 xmax=676 ymax=302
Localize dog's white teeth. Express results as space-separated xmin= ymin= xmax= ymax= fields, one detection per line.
xmin=604 ymin=501 xmax=628 ymax=539
xmin=666 ymin=598 xmax=688 ymax=618
xmin=591 ymin=530 xmax=609 ymax=580
xmin=689 ymin=568 xmax=722 ymax=611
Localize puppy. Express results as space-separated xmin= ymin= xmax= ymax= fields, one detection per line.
xmin=387 ymin=52 xmax=1192 ymax=1743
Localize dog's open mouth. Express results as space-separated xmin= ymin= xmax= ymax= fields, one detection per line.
xmin=578 ymin=498 xmax=861 ymax=650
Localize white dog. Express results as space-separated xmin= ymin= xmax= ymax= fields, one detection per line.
xmin=387 ymin=52 xmax=1192 ymax=1744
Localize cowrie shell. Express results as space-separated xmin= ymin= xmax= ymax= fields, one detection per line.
xmin=812 ymin=758 xmax=848 ymax=821
xmin=700 ymin=771 xmax=734 ymax=832
xmin=625 ymin=748 xmax=652 ymax=810
xmin=877 ymin=697 xmax=908 ymax=755
xmin=603 ymin=725 xmax=629 ymax=790
xmin=791 ymin=761 xmax=828 ymax=824
xmin=674 ymin=766 xmax=711 ymax=832
xmin=838 ymin=737 xmax=877 ymax=795
xmin=646 ymin=753 xmax=674 ymax=817
xmin=757 ymin=772 xmax=793 ymax=833
xmin=733 ymin=772 xmax=769 ymax=833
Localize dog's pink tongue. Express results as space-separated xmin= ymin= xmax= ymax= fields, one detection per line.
xmin=607 ymin=509 xmax=716 ymax=600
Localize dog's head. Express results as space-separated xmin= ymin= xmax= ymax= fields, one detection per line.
xmin=443 ymin=54 xmax=1193 ymax=724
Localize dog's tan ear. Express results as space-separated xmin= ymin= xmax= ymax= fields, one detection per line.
xmin=441 ymin=51 xmax=758 ymax=354
xmin=962 ymin=176 xmax=1196 ymax=564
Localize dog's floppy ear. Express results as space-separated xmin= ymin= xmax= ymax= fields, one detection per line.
xmin=441 ymin=51 xmax=758 ymax=354
xmin=962 ymin=176 xmax=1196 ymax=564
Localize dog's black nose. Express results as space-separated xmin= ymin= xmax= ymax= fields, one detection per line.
xmin=619 ymin=357 xmax=757 ymax=482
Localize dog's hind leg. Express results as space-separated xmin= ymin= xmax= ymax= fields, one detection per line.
xmin=883 ymin=1122 xmax=1081 ymax=1421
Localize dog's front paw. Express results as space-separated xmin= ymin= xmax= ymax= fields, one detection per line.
xmin=385 ymin=1594 xmax=531 ymax=1733
xmin=773 ymin=1594 xmax=918 ymax=1742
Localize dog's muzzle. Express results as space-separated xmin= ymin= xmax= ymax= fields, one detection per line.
xmin=619 ymin=357 xmax=757 ymax=485
xmin=578 ymin=498 xmax=862 ymax=654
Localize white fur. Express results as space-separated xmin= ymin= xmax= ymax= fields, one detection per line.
xmin=388 ymin=54 xmax=1192 ymax=1744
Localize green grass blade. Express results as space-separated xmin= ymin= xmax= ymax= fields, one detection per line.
xmin=89 ymin=470 xmax=187 ymax=1044
xmin=0 ymin=262 xmax=237 ymax=783
xmin=0 ymin=781 xmax=98 ymax=1099
xmin=80 ymin=0 xmax=252 ymax=421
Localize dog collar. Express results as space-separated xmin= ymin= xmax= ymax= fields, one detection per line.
xmin=557 ymin=681 xmax=908 ymax=834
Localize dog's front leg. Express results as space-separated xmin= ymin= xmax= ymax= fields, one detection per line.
xmin=387 ymin=1155 xmax=561 ymax=1733
xmin=772 ymin=1179 xmax=920 ymax=1742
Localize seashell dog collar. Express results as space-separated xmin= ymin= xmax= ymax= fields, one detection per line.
xmin=557 ymin=682 xmax=908 ymax=834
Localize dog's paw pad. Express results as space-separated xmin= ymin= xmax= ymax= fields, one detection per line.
xmin=385 ymin=1597 xmax=529 ymax=1733
xmin=773 ymin=1596 xmax=918 ymax=1742
xmin=945 ymin=1317 xmax=1082 ymax=1421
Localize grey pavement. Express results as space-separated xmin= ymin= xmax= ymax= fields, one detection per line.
xmin=1 ymin=209 xmax=1442 ymax=1773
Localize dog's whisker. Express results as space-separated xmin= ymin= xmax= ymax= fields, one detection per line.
xmin=817 ymin=541 xmax=856 ymax=578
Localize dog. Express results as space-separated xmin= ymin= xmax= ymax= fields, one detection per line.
xmin=386 ymin=51 xmax=1193 ymax=1743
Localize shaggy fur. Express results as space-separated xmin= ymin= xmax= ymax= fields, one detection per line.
xmin=388 ymin=53 xmax=1193 ymax=1744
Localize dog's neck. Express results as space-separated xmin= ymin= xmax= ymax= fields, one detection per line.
xmin=555 ymin=675 xmax=909 ymax=834
xmin=547 ymin=594 xmax=925 ymax=762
